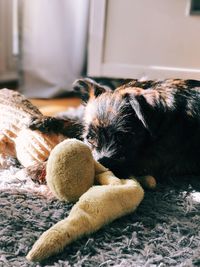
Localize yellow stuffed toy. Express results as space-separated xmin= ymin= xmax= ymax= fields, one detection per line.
xmin=26 ymin=139 xmax=156 ymax=262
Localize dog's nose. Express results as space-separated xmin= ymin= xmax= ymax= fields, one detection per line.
xmin=98 ymin=157 xmax=112 ymax=169
xmin=98 ymin=157 xmax=130 ymax=178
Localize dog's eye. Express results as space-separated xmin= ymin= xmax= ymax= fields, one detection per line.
xmin=86 ymin=136 xmax=97 ymax=148
xmin=86 ymin=134 xmax=93 ymax=141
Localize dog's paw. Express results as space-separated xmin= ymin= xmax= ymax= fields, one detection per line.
xmin=72 ymin=78 xmax=95 ymax=102
xmin=28 ymin=116 xmax=64 ymax=133
xmin=73 ymin=78 xmax=110 ymax=102
xmin=132 ymin=175 xmax=157 ymax=189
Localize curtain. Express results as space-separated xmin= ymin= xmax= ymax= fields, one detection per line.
xmin=21 ymin=0 xmax=89 ymax=98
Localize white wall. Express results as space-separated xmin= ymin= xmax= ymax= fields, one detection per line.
xmin=104 ymin=0 xmax=200 ymax=68
xmin=88 ymin=0 xmax=200 ymax=79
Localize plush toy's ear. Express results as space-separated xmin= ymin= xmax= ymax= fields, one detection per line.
xmin=73 ymin=78 xmax=111 ymax=103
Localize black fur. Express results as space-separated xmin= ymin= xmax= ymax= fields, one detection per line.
xmin=74 ymin=78 xmax=200 ymax=180
xmin=28 ymin=116 xmax=83 ymax=139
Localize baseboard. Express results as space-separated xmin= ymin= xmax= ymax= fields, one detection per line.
xmin=0 ymin=72 xmax=19 ymax=89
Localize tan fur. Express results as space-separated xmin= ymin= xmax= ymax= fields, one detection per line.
xmin=26 ymin=139 xmax=147 ymax=262
xmin=27 ymin=178 xmax=144 ymax=262
xmin=46 ymin=139 xmax=95 ymax=202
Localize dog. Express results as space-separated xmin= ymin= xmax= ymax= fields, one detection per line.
xmin=71 ymin=78 xmax=200 ymax=182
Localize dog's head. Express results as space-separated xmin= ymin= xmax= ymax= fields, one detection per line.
xmin=73 ymin=78 xmax=158 ymax=177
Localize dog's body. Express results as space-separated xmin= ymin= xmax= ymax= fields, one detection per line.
xmin=73 ymin=78 xmax=200 ymax=181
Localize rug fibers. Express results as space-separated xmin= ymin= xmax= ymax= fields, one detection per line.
xmin=0 ymin=166 xmax=200 ymax=267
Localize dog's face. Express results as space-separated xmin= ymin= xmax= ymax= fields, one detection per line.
xmin=73 ymin=78 xmax=169 ymax=177
xmin=81 ymin=85 xmax=149 ymax=177
xmin=73 ymin=78 xmax=200 ymax=178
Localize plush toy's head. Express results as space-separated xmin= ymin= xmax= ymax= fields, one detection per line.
xmin=46 ymin=139 xmax=95 ymax=202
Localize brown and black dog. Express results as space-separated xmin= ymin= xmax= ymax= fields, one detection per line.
xmin=71 ymin=78 xmax=200 ymax=181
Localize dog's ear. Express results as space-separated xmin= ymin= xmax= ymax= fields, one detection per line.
xmin=127 ymin=93 xmax=149 ymax=129
xmin=122 ymin=88 xmax=164 ymax=138
xmin=72 ymin=78 xmax=111 ymax=103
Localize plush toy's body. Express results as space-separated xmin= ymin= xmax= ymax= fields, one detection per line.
xmin=27 ymin=139 xmax=155 ymax=262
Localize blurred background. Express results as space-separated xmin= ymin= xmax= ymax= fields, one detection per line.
xmin=0 ymin=0 xmax=200 ymax=98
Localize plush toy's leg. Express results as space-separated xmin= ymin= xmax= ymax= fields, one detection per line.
xmin=26 ymin=179 xmax=144 ymax=262
xmin=94 ymin=161 xmax=157 ymax=189
xmin=94 ymin=161 xmax=122 ymax=185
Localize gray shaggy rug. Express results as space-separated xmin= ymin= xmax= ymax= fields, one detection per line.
xmin=0 ymin=165 xmax=200 ymax=267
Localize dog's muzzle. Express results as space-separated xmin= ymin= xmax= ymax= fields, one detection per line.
xmin=98 ymin=156 xmax=131 ymax=178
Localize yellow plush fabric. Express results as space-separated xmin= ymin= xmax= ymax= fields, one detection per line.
xmin=46 ymin=139 xmax=95 ymax=202
xmin=26 ymin=139 xmax=145 ymax=262
xmin=27 ymin=178 xmax=144 ymax=262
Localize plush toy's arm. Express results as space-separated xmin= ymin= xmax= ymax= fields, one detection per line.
xmin=94 ymin=161 xmax=122 ymax=185
xmin=94 ymin=161 xmax=157 ymax=189
xmin=26 ymin=178 xmax=144 ymax=262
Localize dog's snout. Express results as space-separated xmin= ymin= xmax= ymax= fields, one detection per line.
xmin=98 ymin=157 xmax=130 ymax=178
xmin=98 ymin=157 xmax=113 ymax=170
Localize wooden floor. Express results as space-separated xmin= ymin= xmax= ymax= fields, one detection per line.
xmin=30 ymin=97 xmax=81 ymax=116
